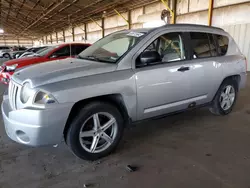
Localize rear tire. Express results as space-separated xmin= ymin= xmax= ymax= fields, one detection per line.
xmin=66 ymin=102 xmax=124 ymax=161
xmin=3 ymin=53 xmax=11 ymax=59
xmin=209 ymin=79 xmax=238 ymax=115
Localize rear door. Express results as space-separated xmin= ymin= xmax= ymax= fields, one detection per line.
xmin=184 ymin=32 xmax=223 ymax=104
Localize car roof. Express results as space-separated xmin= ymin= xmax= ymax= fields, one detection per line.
xmin=128 ymin=24 xmax=225 ymax=34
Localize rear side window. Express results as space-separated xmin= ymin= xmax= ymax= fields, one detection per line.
xmin=0 ymin=47 xmax=9 ymax=50
xmin=214 ymin=34 xmax=229 ymax=56
xmin=190 ymin=32 xmax=212 ymax=58
xmin=71 ymin=44 xmax=89 ymax=55
xmin=75 ymin=45 xmax=89 ymax=54
xmin=51 ymin=45 xmax=70 ymax=57
xmin=207 ymin=34 xmax=218 ymax=56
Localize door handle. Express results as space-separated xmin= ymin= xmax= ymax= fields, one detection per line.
xmin=177 ymin=66 xmax=190 ymax=72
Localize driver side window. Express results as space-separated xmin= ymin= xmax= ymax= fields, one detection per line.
xmin=50 ymin=45 xmax=70 ymax=58
xmin=137 ymin=32 xmax=185 ymax=67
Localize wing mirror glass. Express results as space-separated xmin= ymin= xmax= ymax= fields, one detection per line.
xmin=137 ymin=51 xmax=161 ymax=67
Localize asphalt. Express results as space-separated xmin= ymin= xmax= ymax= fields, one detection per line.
xmin=0 ymin=75 xmax=250 ymax=188
xmin=0 ymin=57 xmax=10 ymax=65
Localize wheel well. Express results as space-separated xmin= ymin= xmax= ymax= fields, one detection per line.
xmin=211 ymin=75 xmax=240 ymax=102
xmin=222 ymin=75 xmax=241 ymax=90
xmin=63 ymin=94 xmax=130 ymax=138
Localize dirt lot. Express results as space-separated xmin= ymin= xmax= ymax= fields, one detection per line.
xmin=0 ymin=75 xmax=250 ymax=188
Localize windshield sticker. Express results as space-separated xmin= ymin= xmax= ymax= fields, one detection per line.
xmin=126 ymin=32 xmax=144 ymax=37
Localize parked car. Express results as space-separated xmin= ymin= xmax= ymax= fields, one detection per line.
xmin=0 ymin=46 xmax=12 ymax=58
xmin=8 ymin=46 xmax=28 ymax=59
xmin=0 ymin=43 xmax=90 ymax=84
xmin=1 ymin=24 xmax=247 ymax=160
xmin=13 ymin=46 xmax=47 ymax=59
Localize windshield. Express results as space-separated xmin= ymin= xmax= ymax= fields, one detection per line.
xmin=33 ymin=46 xmax=46 ymax=53
xmin=37 ymin=46 xmax=58 ymax=56
xmin=78 ymin=31 xmax=145 ymax=63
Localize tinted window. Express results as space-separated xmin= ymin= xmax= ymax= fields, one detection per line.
xmin=142 ymin=32 xmax=185 ymax=64
xmin=70 ymin=44 xmax=89 ymax=55
xmin=51 ymin=45 xmax=70 ymax=57
xmin=190 ymin=32 xmax=212 ymax=58
xmin=208 ymin=34 xmax=218 ymax=56
xmin=215 ymin=34 xmax=229 ymax=56
xmin=0 ymin=47 xmax=9 ymax=50
xmin=75 ymin=45 xmax=89 ymax=54
xmin=18 ymin=47 xmax=27 ymax=50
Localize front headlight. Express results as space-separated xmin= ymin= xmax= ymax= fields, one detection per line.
xmin=6 ymin=64 xmax=18 ymax=71
xmin=34 ymin=91 xmax=57 ymax=104
xmin=20 ymin=82 xmax=33 ymax=103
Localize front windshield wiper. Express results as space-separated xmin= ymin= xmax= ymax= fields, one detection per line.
xmin=86 ymin=55 xmax=100 ymax=61
xmin=78 ymin=55 xmax=114 ymax=64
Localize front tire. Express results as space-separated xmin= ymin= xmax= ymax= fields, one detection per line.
xmin=209 ymin=79 xmax=238 ymax=115
xmin=66 ymin=102 xmax=124 ymax=161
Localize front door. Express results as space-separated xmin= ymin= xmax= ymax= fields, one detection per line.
xmin=135 ymin=32 xmax=194 ymax=120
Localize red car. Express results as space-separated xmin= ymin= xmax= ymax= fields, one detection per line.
xmin=0 ymin=43 xmax=90 ymax=84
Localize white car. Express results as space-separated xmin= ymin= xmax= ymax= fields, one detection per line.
xmin=18 ymin=47 xmax=48 ymax=59
xmin=18 ymin=52 xmax=37 ymax=58
xmin=0 ymin=46 xmax=12 ymax=58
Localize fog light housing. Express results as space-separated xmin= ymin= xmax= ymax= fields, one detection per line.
xmin=16 ymin=130 xmax=30 ymax=143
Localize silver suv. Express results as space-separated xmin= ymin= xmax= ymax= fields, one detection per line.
xmin=1 ymin=24 xmax=247 ymax=160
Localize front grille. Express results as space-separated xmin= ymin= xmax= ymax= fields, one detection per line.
xmin=8 ymin=80 xmax=19 ymax=110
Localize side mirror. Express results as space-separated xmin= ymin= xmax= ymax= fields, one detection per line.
xmin=50 ymin=54 xmax=58 ymax=58
xmin=139 ymin=51 xmax=161 ymax=66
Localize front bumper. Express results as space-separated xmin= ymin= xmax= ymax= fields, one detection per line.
xmin=1 ymin=98 xmax=74 ymax=146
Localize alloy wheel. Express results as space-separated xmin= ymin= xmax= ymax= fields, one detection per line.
xmin=220 ymin=85 xmax=235 ymax=110
xmin=79 ymin=112 xmax=118 ymax=153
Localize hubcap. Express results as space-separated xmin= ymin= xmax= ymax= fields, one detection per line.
xmin=220 ymin=85 xmax=235 ymax=110
xmin=79 ymin=112 xmax=118 ymax=153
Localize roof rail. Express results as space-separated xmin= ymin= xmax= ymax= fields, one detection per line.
xmin=161 ymin=23 xmax=224 ymax=31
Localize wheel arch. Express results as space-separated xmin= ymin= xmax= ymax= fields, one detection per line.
xmin=63 ymin=94 xmax=130 ymax=139
xmin=212 ymin=74 xmax=240 ymax=101
xmin=221 ymin=74 xmax=241 ymax=90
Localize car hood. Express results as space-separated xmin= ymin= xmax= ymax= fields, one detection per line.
xmin=3 ymin=56 xmax=41 ymax=66
xmin=12 ymin=58 xmax=117 ymax=87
